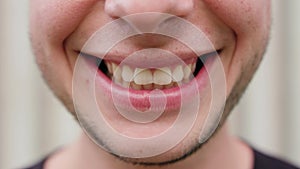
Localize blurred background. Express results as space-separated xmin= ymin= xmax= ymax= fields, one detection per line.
xmin=0 ymin=1 xmax=299 ymax=168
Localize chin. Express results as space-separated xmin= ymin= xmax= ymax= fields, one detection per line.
xmin=113 ymin=135 xmax=204 ymax=166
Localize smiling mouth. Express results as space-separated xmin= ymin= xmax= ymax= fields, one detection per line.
xmin=81 ymin=50 xmax=221 ymax=91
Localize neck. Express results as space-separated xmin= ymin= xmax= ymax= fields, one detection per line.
xmin=45 ymin=123 xmax=253 ymax=169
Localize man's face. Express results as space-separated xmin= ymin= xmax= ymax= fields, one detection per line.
xmin=30 ymin=0 xmax=270 ymax=164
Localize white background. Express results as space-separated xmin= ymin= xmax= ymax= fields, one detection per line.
xmin=0 ymin=1 xmax=299 ymax=168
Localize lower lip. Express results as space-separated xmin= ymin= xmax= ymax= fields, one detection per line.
xmin=87 ymin=58 xmax=214 ymax=112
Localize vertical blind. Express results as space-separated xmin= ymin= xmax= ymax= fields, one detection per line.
xmin=0 ymin=1 xmax=299 ymax=168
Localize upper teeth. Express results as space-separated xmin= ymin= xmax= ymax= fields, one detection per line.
xmin=105 ymin=61 xmax=196 ymax=90
xmin=134 ymin=69 xmax=153 ymax=85
xmin=153 ymin=67 xmax=172 ymax=85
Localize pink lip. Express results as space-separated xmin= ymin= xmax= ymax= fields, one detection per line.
xmin=88 ymin=57 xmax=214 ymax=112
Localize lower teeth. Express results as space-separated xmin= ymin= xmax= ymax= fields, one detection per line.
xmin=121 ymin=82 xmax=179 ymax=90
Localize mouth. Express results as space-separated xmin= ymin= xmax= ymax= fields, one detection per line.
xmin=81 ymin=50 xmax=221 ymax=91
xmin=78 ymin=49 xmax=222 ymax=112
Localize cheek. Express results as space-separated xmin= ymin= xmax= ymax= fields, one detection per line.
xmin=202 ymin=0 xmax=271 ymax=95
xmin=204 ymin=0 xmax=271 ymax=37
xmin=30 ymin=0 xmax=98 ymax=45
xmin=29 ymin=0 xmax=100 ymax=112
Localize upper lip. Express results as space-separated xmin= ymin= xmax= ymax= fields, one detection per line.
xmin=79 ymin=48 xmax=221 ymax=68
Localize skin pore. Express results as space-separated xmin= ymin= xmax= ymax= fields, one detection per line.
xmin=29 ymin=0 xmax=271 ymax=169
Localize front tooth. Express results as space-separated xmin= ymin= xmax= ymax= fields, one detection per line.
xmin=183 ymin=64 xmax=192 ymax=80
xmin=143 ymin=84 xmax=153 ymax=90
xmin=164 ymin=82 xmax=174 ymax=89
xmin=153 ymin=67 xmax=172 ymax=85
xmin=121 ymin=65 xmax=134 ymax=82
xmin=172 ymin=65 xmax=184 ymax=82
xmin=134 ymin=69 xmax=153 ymax=85
xmin=154 ymin=84 xmax=164 ymax=89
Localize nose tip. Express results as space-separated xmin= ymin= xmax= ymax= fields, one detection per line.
xmin=105 ymin=0 xmax=194 ymax=18
xmin=105 ymin=0 xmax=193 ymax=33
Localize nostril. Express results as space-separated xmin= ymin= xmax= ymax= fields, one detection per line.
xmin=123 ymin=13 xmax=173 ymax=33
xmin=104 ymin=0 xmax=124 ymax=19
